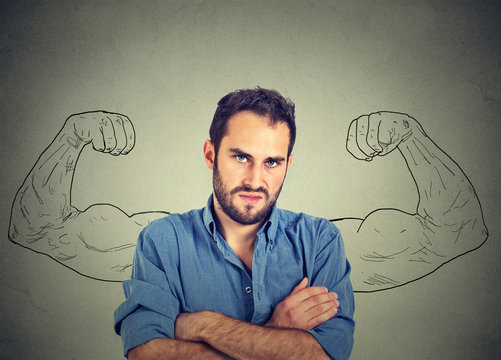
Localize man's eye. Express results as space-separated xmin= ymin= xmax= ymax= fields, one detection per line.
xmin=236 ymin=155 xmax=247 ymax=162
xmin=266 ymin=160 xmax=278 ymax=168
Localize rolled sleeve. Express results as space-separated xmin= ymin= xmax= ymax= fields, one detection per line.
xmin=113 ymin=225 xmax=181 ymax=357
xmin=308 ymin=222 xmax=355 ymax=360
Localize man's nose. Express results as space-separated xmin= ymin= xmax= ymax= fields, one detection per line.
xmin=244 ymin=164 xmax=264 ymax=189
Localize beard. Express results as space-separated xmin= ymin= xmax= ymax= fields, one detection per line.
xmin=213 ymin=166 xmax=284 ymax=225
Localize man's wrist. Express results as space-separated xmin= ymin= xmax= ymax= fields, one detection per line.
xmin=196 ymin=311 xmax=222 ymax=342
xmin=175 ymin=311 xmax=218 ymax=343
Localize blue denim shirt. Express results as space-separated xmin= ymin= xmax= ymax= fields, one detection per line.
xmin=114 ymin=195 xmax=355 ymax=359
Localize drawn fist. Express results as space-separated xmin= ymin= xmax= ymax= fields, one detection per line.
xmin=346 ymin=111 xmax=419 ymax=161
xmin=64 ymin=111 xmax=135 ymax=155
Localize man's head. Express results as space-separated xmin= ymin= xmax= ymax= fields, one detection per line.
xmin=209 ymin=87 xmax=296 ymax=160
xmin=204 ymin=88 xmax=296 ymax=226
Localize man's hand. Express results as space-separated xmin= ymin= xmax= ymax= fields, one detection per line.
xmin=174 ymin=278 xmax=339 ymax=340
xmin=63 ymin=111 xmax=135 ymax=155
xmin=346 ymin=111 xmax=422 ymax=161
xmin=265 ymin=278 xmax=339 ymax=331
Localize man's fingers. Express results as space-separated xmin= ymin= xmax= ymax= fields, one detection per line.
xmin=295 ymin=292 xmax=339 ymax=330
xmin=302 ymin=292 xmax=338 ymax=312
xmin=290 ymin=277 xmax=308 ymax=295
xmin=306 ymin=298 xmax=339 ymax=318
xmin=307 ymin=304 xmax=338 ymax=329
xmin=303 ymin=293 xmax=339 ymax=329
xmin=290 ymin=285 xmax=329 ymax=303
xmin=346 ymin=118 xmax=371 ymax=161
xmin=269 ymin=283 xmax=339 ymax=331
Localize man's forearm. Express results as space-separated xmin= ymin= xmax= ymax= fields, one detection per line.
xmin=176 ymin=311 xmax=330 ymax=360
xmin=128 ymin=337 xmax=233 ymax=360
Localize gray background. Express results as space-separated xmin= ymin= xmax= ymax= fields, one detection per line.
xmin=1 ymin=0 xmax=500 ymax=359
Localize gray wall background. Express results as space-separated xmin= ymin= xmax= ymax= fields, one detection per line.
xmin=1 ymin=1 xmax=500 ymax=358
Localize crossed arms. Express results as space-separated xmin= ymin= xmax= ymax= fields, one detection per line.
xmin=115 ymin=219 xmax=353 ymax=359
xmin=135 ymin=311 xmax=330 ymax=360
xmin=125 ymin=281 xmax=343 ymax=360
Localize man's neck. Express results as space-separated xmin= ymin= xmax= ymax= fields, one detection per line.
xmin=212 ymin=196 xmax=263 ymax=247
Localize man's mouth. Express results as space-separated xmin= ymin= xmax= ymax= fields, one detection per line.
xmin=239 ymin=193 xmax=263 ymax=204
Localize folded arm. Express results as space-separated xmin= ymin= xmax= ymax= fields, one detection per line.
xmin=117 ymin=220 xmax=353 ymax=359
xmin=174 ymin=311 xmax=330 ymax=360
xmin=128 ymin=337 xmax=233 ymax=360
xmin=128 ymin=279 xmax=339 ymax=360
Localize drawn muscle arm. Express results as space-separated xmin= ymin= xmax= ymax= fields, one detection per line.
xmin=339 ymin=112 xmax=488 ymax=292
xmin=8 ymin=111 xmax=166 ymax=281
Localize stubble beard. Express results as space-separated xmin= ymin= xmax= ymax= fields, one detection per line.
xmin=213 ymin=165 xmax=283 ymax=225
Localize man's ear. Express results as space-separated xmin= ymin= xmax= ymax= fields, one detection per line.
xmin=203 ymin=140 xmax=216 ymax=170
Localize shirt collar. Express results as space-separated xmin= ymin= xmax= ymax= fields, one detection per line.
xmin=202 ymin=194 xmax=279 ymax=241
xmin=202 ymin=194 xmax=217 ymax=237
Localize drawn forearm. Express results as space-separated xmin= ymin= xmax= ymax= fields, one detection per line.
xmin=345 ymin=112 xmax=489 ymax=292
xmin=10 ymin=128 xmax=86 ymax=240
xmin=399 ymin=125 xmax=487 ymax=247
xmin=401 ymin=127 xmax=482 ymax=222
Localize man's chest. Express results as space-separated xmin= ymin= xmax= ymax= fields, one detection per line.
xmin=173 ymin=238 xmax=311 ymax=324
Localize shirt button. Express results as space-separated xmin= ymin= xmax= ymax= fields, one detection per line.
xmin=245 ymin=286 xmax=252 ymax=294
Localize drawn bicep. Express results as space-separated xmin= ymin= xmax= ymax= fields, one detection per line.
xmin=348 ymin=209 xmax=450 ymax=292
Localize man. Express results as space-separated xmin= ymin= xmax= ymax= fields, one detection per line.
xmin=8 ymin=89 xmax=488 ymax=293
xmin=113 ymin=88 xmax=355 ymax=359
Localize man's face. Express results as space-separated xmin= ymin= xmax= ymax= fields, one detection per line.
xmin=205 ymin=111 xmax=292 ymax=226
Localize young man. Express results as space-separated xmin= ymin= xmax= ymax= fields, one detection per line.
xmin=113 ymin=88 xmax=355 ymax=359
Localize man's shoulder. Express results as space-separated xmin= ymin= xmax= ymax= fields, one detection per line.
xmin=141 ymin=207 xmax=205 ymax=237
xmin=135 ymin=207 xmax=207 ymax=263
xmin=274 ymin=208 xmax=341 ymax=246
xmin=274 ymin=209 xmax=343 ymax=255
xmin=276 ymin=208 xmax=339 ymax=232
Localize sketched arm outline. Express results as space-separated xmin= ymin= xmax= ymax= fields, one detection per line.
xmin=337 ymin=111 xmax=488 ymax=293
xmin=8 ymin=111 xmax=167 ymax=281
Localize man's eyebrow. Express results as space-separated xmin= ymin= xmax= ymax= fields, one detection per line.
xmin=265 ymin=156 xmax=286 ymax=163
xmin=229 ymin=148 xmax=253 ymax=158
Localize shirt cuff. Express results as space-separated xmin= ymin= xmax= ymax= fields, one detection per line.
xmin=119 ymin=307 xmax=176 ymax=357
xmin=308 ymin=315 xmax=355 ymax=360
